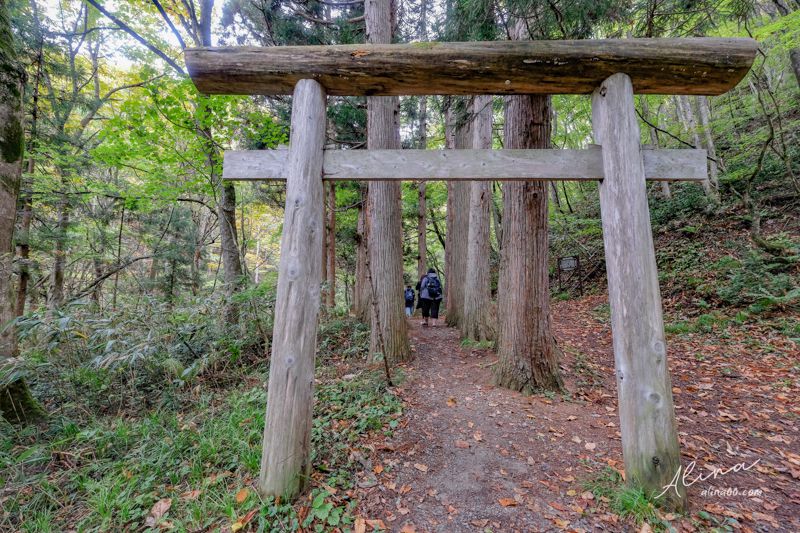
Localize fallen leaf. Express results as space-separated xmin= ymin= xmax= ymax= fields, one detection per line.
xmin=373 ymin=464 xmax=384 ymax=474
xmin=471 ymin=519 xmax=490 ymax=527
xmin=552 ymin=518 xmax=570 ymax=528
xmin=639 ymin=523 xmax=653 ymax=533
xmin=231 ymin=509 xmax=258 ymax=532
xmin=354 ymin=517 xmax=366 ymax=533
xmin=473 ymin=431 xmax=483 ymax=442
xmin=413 ymin=463 xmax=428 ymax=472
xmin=584 ymin=442 xmax=597 ymax=451
xmin=454 ymin=440 xmax=470 ymax=449
xmin=366 ymin=519 xmax=387 ymax=530
xmin=145 ymin=498 xmax=172 ymax=527
xmin=581 ymin=491 xmax=595 ymax=500
xmin=498 ymin=497 xmax=518 ymax=507
xmin=235 ymin=488 xmax=250 ymax=504
xmin=447 ymin=397 xmax=457 ymax=407
xmin=180 ymin=490 xmax=201 ymax=500
xmin=399 ymin=524 xmax=416 ymax=533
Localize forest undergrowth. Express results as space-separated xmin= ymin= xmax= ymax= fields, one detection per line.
xmin=1 ymin=311 xmax=403 ymax=532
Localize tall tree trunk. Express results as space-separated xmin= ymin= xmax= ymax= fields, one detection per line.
xmin=695 ymin=96 xmax=720 ymax=188
xmin=321 ymin=185 xmax=328 ymax=305
xmin=48 ymin=200 xmax=69 ymax=310
xmin=462 ymin=95 xmax=494 ymax=342
xmin=549 ymin=182 xmax=562 ymax=211
xmin=15 ymin=39 xmax=41 ymax=317
xmin=353 ymin=184 xmax=370 ymax=321
xmin=641 ymin=97 xmax=671 ymax=199
xmin=677 ymin=95 xmax=716 ymax=198
xmin=0 ymin=4 xmax=43 ymax=422
xmin=417 ymin=96 xmax=428 ymax=280
xmin=445 ymin=100 xmax=471 ymax=327
xmin=218 ymin=173 xmax=243 ymax=323
xmin=493 ymin=93 xmax=563 ymax=392
xmin=326 ymin=181 xmax=336 ymax=308
xmin=365 ymin=0 xmax=410 ymax=362
xmin=491 ymin=181 xmax=503 ymax=249
xmin=696 ymin=95 xmax=723 ymax=180
xmin=790 ymin=48 xmax=800 ymax=89
xmin=15 ymin=191 xmax=32 ymax=316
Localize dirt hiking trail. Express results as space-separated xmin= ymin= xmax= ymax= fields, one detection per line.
xmin=352 ymin=296 xmax=800 ymax=532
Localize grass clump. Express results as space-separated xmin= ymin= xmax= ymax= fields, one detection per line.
xmin=582 ymin=467 xmax=661 ymax=527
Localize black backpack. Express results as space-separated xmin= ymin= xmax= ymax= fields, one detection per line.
xmin=426 ymin=275 xmax=442 ymax=299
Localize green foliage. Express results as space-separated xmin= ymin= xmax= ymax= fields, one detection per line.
xmin=714 ymin=251 xmax=798 ymax=309
xmin=10 ymin=285 xmax=275 ymax=415
xmin=648 ymin=184 xmax=714 ymax=226
xmin=1 ymin=318 xmax=401 ymax=531
xmin=583 ymin=467 xmax=660 ymax=525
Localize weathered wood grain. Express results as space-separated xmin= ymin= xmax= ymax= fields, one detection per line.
xmin=185 ymin=38 xmax=758 ymax=96
xmin=592 ymin=73 xmax=687 ymax=511
xmin=222 ymin=147 xmax=708 ymax=182
xmin=259 ymin=79 xmax=326 ymax=499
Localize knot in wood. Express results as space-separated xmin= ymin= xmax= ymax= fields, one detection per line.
xmin=649 ymin=392 xmax=661 ymax=404
xmin=653 ymin=340 xmax=665 ymax=356
xmin=286 ymin=257 xmax=301 ymax=281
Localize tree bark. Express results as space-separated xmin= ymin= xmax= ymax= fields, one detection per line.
xmin=592 ymin=73 xmax=686 ymax=511
xmin=218 ymin=170 xmax=243 ymax=323
xmin=493 ymin=93 xmax=563 ymax=392
xmin=353 ymin=184 xmax=370 ymax=321
xmin=0 ymin=3 xmax=43 ymax=423
xmin=641 ymin=97 xmax=671 ymax=199
xmin=677 ymin=95 xmax=716 ymax=197
xmin=321 ymin=185 xmax=328 ymax=304
xmin=791 ymin=48 xmax=800 ymax=90
xmin=445 ymin=100 xmax=471 ymax=327
xmin=697 ymin=95 xmax=722 ymax=178
xmin=417 ymin=96 xmax=428 ymax=280
xmin=48 ymin=199 xmax=69 ymax=310
xmin=15 ymin=193 xmax=32 ymax=316
xmin=365 ymin=0 xmax=409 ymax=362
xmin=326 ymin=181 xmax=336 ymax=308
xmin=461 ymin=95 xmax=494 ymax=342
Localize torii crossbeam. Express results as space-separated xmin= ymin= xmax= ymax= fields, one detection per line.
xmin=186 ymin=37 xmax=757 ymax=509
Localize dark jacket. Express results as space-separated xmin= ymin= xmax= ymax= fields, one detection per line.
xmin=404 ymin=288 xmax=415 ymax=306
xmin=419 ymin=273 xmax=443 ymax=300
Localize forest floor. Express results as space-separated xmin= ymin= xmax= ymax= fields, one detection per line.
xmin=353 ymin=295 xmax=800 ymax=532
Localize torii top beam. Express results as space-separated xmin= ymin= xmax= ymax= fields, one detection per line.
xmin=185 ymin=38 xmax=758 ymax=97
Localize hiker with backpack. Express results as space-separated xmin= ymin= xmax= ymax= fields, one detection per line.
xmin=418 ymin=268 xmax=443 ymax=327
xmin=404 ymin=285 xmax=415 ymax=317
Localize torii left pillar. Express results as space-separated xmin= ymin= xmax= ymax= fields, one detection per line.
xmin=259 ymin=79 xmax=326 ymax=498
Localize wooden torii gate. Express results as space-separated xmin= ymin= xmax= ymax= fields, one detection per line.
xmin=185 ymin=38 xmax=757 ymax=509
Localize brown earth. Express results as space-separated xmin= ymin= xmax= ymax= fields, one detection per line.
xmin=352 ymin=296 xmax=800 ymax=532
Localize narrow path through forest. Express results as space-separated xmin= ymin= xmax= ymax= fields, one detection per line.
xmin=353 ymin=297 xmax=799 ymax=532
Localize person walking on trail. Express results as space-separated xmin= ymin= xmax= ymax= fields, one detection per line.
xmin=404 ymin=285 xmax=415 ymax=317
xmin=418 ymin=268 xmax=443 ymax=327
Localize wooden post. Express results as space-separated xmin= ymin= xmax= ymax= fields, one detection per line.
xmin=592 ymin=73 xmax=687 ymax=511
xmin=259 ymin=79 xmax=326 ymax=499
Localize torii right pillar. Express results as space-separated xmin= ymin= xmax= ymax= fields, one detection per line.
xmin=592 ymin=73 xmax=688 ymax=511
